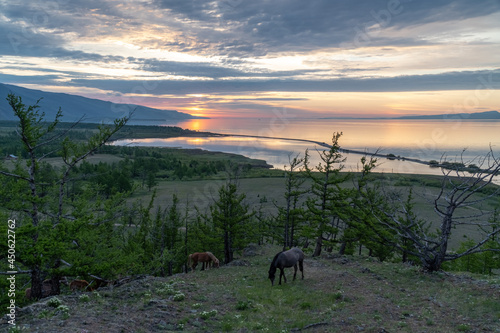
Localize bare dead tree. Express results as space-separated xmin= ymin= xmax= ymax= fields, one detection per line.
xmin=367 ymin=148 xmax=500 ymax=272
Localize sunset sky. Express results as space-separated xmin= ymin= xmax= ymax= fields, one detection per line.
xmin=1 ymin=0 xmax=499 ymax=118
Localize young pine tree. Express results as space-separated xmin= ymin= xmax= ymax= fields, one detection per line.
xmin=0 ymin=94 xmax=128 ymax=299
xmin=210 ymin=182 xmax=255 ymax=264
xmin=304 ymin=132 xmax=350 ymax=257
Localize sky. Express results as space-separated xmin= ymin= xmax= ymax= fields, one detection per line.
xmin=1 ymin=0 xmax=499 ymax=118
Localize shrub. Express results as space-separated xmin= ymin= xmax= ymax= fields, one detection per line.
xmin=79 ymin=294 xmax=90 ymax=302
xmin=156 ymin=282 xmax=177 ymax=296
xmin=200 ymin=309 xmax=217 ymax=320
xmin=236 ymin=300 xmax=252 ymax=311
xmin=47 ymin=297 xmax=62 ymax=308
xmin=56 ymin=305 xmax=70 ymax=319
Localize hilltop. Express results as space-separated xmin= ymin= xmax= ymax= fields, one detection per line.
xmin=0 ymin=83 xmax=202 ymax=124
xmin=395 ymin=110 xmax=500 ymax=120
xmin=3 ymin=245 xmax=499 ymax=333
xmin=320 ymin=110 xmax=500 ymax=120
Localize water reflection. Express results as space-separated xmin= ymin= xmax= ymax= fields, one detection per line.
xmin=113 ymin=136 xmax=442 ymax=176
xmin=172 ymin=118 xmax=500 ymax=159
xmin=116 ymin=118 xmax=500 ymax=182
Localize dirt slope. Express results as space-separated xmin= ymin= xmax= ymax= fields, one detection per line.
xmin=2 ymin=246 xmax=499 ymax=333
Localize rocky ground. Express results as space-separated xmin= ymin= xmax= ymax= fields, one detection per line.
xmin=2 ymin=245 xmax=499 ymax=333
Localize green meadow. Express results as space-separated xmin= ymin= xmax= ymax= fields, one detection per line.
xmin=10 ymin=244 xmax=500 ymax=332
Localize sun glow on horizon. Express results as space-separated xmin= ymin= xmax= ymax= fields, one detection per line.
xmin=1 ymin=0 xmax=499 ymax=121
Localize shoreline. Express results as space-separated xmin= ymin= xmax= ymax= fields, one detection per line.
xmin=215 ymin=133 xmax=432 ymax=165
xmin=209 ymin=133 xmax=499 ymax=176
xmin=111 ymin=128 xmax=498 ymax=177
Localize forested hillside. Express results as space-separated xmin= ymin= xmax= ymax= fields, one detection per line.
xmin=0 ymin=94 xmax=499 ymax=332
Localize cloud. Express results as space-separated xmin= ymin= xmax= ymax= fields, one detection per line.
xmin=0 ymin=73 xmax=62 ymax=85
xmin=66 ymin=69 xmax=500 ymax=95
xmin=139 ymin=59 xmax=321 ymax=79
xmin=233 ymin=97 xmax=309 ymax=101
xmin=151 ymin=0 xmax=500 ymax=55
xmin=2 ymin=0 xmax=499 ymax=60
xmin=1 ymin=0 xmax=499 ymax=117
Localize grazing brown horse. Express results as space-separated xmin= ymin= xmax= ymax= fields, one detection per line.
xmin=25 ymin=284 xmax=54 ymax=300
xmin=69 ymin=279 xmax=94 ymax=292
xmin=25 ymin=278 xmax=61 ymax=299
xmin=268 ymin=247 xmax=305 ymax=286
xmin=188 ymin=252 xmax=220 ymax=272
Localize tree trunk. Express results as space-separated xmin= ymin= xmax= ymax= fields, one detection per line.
xmin=438 ymin=214 xmax=453 ymax=260
xmin=423 ymin=213 xmax=454 ymax=272
xmin=48 ymin=260 xmax=62 ymax=295
xmin=422 ymin=256 xmax=443 ymax=272
xmin=339 ymin=241 xmax=346 ymax=255
xmin=284 ymin=188 xmax=291 ymax=250
xmin=313 ymin=235 xmax=322 ymax=257
xmin=168 ymin=260 xmax=173 ymax=276
xmin=30 ymin=266 xmax=43 ymax=300
xmin=224 ymin=230 xmax=231 ymax=264
xmin=48 ymin=277 xmax=60 ymax=296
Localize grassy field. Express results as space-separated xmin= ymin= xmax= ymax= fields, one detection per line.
xmin=2 ymin=123 xmax=498 ymax=251
xmin=10 ymin=244 xmax=500 ymax=332
xmin=1 ymin=121 xmax=498 ymax=256
xmin=129 ymin=171 xmax=498 ymax=251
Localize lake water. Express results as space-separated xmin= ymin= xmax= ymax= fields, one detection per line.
xmin=114 ymin=117 xmax=500 ymax=178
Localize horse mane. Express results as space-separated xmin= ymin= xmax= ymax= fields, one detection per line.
xmin=270 ymin=251 xmax=284 ymax=268
xmin=206 ymin=252 xmax=218 ymax=262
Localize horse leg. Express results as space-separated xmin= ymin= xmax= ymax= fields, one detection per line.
xmin=293 ymin=263 xmax=298 ymax=281
xmin=280 ymin=268 xmax=287 ymax=285
xmin=299 ymin=260 xmax=304 ymax=280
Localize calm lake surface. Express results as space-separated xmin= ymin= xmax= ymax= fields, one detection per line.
xmin=115 ymin=118 xmax=500 ymax=178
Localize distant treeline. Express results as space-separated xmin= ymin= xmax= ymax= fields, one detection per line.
xmin=72 ymin=146 xmax=253 ymax=195
xmin=0 ymin=120 xmax=216 ymax=158
xmin=0 ymin=120 xmax=268 ymax=197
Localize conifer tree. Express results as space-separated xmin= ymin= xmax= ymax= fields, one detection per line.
xmin=210 ymin=182 xmax=255 ymax=264
xmin=277 ymin=154 xmax=306 ymax=250
xmin=0 ymin=94 xmax=128 ymax=299
xmin=304 ymin=132 xmax=350 ymax=257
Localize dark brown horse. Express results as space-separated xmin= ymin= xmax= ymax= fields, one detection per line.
xmin=25 ymin=278 xmax=66 ymax=299
xmin=69 ymin=279 xmax=94 ymax=292
xmin=268 ymin=247 xmax=304 ymax=286
xmin=188 ymin=252 xmax=220 ymax=272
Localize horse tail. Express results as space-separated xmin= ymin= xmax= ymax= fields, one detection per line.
xmin=187 ymin=254 xmax=192 ymax=270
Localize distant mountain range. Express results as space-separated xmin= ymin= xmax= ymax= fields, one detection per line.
xmin=3 ymin=83 xmax=498 ymax=123
xmin=321 ymin=110 xmax=500 ymax=120
xmin=0 ymin=83 xmax=202 ymax=124
xmin=394 ymin=110 xmax=500 ymax=120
